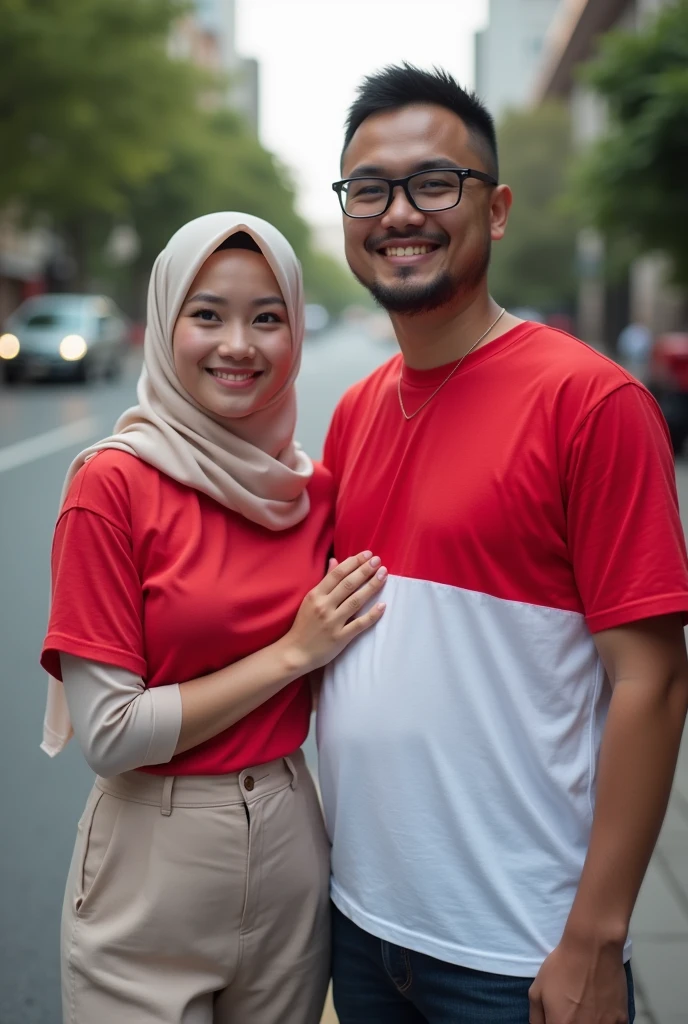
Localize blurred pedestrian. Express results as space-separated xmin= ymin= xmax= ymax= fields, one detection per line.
xmin=39 ymin=212 xmax=386 ymax=1024
xmin=617 ymin=320 xmax=652 ymax=381
xmin=320 ymin=64 xmax=688 ymax=1024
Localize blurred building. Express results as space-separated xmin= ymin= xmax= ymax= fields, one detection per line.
xmin=474 ymin=0 xmax=561 ymax=120
xmin=0 ymin=212 xmax=72 ymax=326
xmin=533 ymin=0 xmax=682 ymax=347
xmin=170 ymin=0 xmax=260 ymax=133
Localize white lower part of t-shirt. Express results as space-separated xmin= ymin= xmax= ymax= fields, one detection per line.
xmin=317 ymin=573 xmax=632 ymax=976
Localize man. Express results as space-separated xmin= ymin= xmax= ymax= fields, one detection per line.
xmin=317 ymin=64 xmax=688 ymax=1024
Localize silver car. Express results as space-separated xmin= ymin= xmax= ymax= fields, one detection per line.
xmin=0 ymin=293 xmax=130 ymax=384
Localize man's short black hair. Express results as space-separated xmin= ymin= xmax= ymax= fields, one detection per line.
xmin=342 ymin=63 xmax=498 ymax=180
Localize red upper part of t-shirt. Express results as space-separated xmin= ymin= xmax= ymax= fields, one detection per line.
xmin=324 ymin=321 xmax=688 ymax=630
xmin=41 ymin=450 xmax=333 ymax=775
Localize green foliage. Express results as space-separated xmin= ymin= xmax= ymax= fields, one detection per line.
xmin=571 ymin=0 xmax=688 ymax=283
xmin=0 ymin=0 xmax=203 ymax=217
xmin=127 ymin=110 xmax=308 ymax=274
xmin=301 ymin=249 xmax=371 ymax=316
xmin=489 ymin=103 xmax=578 ymax=314
xmin=0 ymin=0 xmax=355 ymax=315
xmin=124 ymin=109 xmax=362 ymax=316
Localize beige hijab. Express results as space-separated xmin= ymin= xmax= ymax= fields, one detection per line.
xmin=42 ymin=212 xmax=313 ymax=756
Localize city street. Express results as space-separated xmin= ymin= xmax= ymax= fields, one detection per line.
xmin=1 ymin=324 xmax=687 ymax=1023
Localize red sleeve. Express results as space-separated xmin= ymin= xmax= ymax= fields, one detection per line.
xmin=565 ymin=383 xmax=688 ymax=632
xmin=41 ymin=459 xmax=146 ymax=680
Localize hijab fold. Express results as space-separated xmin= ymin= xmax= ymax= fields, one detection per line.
xmin=42 ymin=212 xmax=313 ymax=757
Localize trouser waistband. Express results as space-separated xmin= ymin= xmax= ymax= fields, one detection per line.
xmin=96 ymin=749 xmax=304 ymax=815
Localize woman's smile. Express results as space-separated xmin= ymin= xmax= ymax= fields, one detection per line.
xmin=205 ymin=366 xmax=266 ymax=389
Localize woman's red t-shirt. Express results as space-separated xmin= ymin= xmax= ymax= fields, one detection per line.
xmin=41 ymin=450 xmax=334 ymax=775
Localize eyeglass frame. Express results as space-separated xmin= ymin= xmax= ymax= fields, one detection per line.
xmin=331 ymin=166 xmax=499 ymax=219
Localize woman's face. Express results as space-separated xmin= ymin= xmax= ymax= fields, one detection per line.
xmin=173 ymin=248 xmax=293 ymax=420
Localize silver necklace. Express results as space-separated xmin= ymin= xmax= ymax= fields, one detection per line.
xmin=397 ymin=307 xmax=506 ymax=421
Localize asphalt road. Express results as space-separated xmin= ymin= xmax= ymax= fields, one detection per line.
xmin=0 ymin=322 xmax=392 ymax=1024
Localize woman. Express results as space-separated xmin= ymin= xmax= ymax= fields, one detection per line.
xmin=40 ymin=212 xmax=387 ymax=1024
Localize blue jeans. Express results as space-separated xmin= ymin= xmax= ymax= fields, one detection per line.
xmin=332 ymin=905 xmax=635 ymax=1023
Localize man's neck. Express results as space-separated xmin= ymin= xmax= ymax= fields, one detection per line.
xmin=389 ymin=291 xmax=521 ymax=370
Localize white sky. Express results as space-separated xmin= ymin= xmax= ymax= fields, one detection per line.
xmin=236 ymin=0 xmax=488 ymax=234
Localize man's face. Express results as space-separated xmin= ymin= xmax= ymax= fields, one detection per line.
xmin=340 ymin=103 xmax=503 ymax=315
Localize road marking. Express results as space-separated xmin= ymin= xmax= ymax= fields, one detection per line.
xmin=0 ymin=416 xmax=101 ymax=473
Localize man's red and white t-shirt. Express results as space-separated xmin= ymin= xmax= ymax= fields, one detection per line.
xmin=317 ymin=321 xmax=688 ymax=977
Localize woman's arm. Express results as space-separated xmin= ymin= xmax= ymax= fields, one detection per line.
xmin=60 ymin=655 xmax=181 ymax=777
xmin=61 ymin=551 xmax=386 ymax=773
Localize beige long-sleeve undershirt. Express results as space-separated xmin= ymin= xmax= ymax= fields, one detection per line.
xmin=59 ymin=653 xmax=182 ymax=777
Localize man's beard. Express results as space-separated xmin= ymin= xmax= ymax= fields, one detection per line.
xmin=353 ymin=241 xmax=491 ymax=317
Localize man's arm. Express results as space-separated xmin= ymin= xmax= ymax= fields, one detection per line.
xmin=530 ymin=613 xmax=688 ymax=1023
xmin=567 ymin=614 xmax=688 ymax=942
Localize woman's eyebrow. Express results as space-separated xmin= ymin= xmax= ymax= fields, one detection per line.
xmin=185 ymin=292 xmax=227 ymax=306
xmin=252 ymin=296 xmax=286 ymax=307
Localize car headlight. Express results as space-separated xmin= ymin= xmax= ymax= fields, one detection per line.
xmin=59 ymin=335 xmax=88 ymax=361
xmin=0 ymin=333 xmax=20 ymax=360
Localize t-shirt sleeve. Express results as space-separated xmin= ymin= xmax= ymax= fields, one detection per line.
xmin=41 ymin=461 xmax=147 ymax=680
xmin=565 ymin=383 xmax=688 ymax=633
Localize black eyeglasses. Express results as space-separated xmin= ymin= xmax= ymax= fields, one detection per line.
xmin=332 ymin=167 xmax=498 ymax=219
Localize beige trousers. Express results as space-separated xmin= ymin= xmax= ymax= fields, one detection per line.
xmin=61 ymin=750 xmax=331 ymax=1024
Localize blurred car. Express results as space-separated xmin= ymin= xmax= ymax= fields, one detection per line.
xmin=0 ymin=293 xmax=130 ymax=384
xmin=646 ymin=332 xmax=688 ymax=454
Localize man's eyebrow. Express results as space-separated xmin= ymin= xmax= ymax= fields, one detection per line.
xmin=185 ymin=292 xmax=228 ymax=306
xmin=345 ymin=164 xmax=385 ymax=178
xmin=344 ymin=158 xmax=463 ymax=178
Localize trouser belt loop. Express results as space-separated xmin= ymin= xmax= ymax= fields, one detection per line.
xmin=284 ymin=755 xmax=298 ymax=790
xmin=160 ymin=776 xmax=175 ymax=816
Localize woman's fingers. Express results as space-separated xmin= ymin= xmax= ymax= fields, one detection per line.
xmin=341 ymin=600 xmax=386 ymax=641
xmin=328 ymin=555 xmax=384 ymax=606
xmin=336 ymin=566 xmax=388 ymax=621
xmin=319 ymin=551 xmax=371 ymax=595
xmin=287 ymin=550 xmax=387 ymax=671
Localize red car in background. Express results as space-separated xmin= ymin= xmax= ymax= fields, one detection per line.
xmin=647 ymin=332 xmax=688 ymax=454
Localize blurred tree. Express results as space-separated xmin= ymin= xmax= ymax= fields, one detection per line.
xmin=0 ymin=0 xmax=362 ymax=314
xmin=301 ymin=249 xmax=371 ymax=316
xmin=0 ymin=0 xmax=203 ymax=263
xmin=122 ymin=109 xmax=365 ymax=316
xmin=571 ymin=1 xmax=688 ymax=284
xmin=489 ymin=103 xmax=578 ymax=315
xmin=123 ymin=109 xmax=307 ymax=305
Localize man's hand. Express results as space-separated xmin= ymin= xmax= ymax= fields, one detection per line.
xmin=529 ymin=937 xmax=629 ymax=1023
